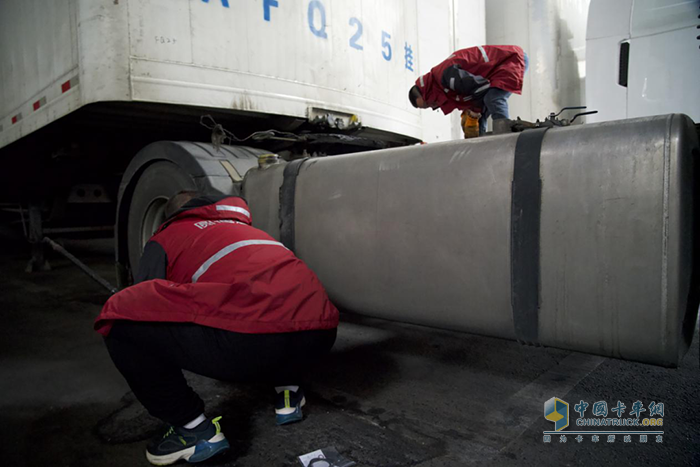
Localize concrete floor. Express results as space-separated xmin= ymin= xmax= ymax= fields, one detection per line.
xmin=1 ymin=233 xmax=698 ymax=467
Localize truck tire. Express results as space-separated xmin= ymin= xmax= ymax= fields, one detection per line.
xmin=116 ymin=141 xmax=265 ymax=287
xmin=127 ymin=161 xmax=196 ymax=274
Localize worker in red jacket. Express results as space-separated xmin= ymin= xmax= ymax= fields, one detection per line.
xmin=95 ymin=192 xmax=338 ymax=466
xmin=409 ymin=45 xmax=528 ymax=136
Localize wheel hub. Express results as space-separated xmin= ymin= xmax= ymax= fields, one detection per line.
xmin=140 ymin=197 xmax=168 ymax=251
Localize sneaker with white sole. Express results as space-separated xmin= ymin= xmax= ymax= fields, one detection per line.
xmin=146 ymin=416 xmax=229 ymax=466
xmin=274 ymin=388 xmax=306 ymax=425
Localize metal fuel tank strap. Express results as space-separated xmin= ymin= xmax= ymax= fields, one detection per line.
xmin=510 ymin=127 xmax=549 ymax=346
xmin=279 ymin=158 xmax=309 ymax=252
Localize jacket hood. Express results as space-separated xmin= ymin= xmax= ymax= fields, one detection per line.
xmin=155 ymin=195 xmax=252 ymax=234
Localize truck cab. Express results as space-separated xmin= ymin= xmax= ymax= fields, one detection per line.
xmin=585 ymin=0 xmax=700 ymax=123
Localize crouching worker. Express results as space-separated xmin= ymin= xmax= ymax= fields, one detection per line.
xmin=95 ymin=192 xmax=339 ymax=465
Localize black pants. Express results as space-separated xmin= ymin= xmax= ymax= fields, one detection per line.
xmin=105 ymin=321 xmax=337 ymax=426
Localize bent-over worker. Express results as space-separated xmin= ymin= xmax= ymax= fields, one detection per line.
xmin=409 ymin=45 xmax=528 ymax=137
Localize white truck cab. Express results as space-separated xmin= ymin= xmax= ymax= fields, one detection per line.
xmin=586 ymin=0 xmax=700 ymax=123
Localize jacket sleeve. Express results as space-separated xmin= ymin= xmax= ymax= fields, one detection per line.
xmin=441 ymin=65 xmax=490 ymax=98
xmin=134 ymin=240 xmax=168 ymax=284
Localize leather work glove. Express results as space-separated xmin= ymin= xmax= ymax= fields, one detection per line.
xmin=461 ymin=110 xmax=481 ymax=139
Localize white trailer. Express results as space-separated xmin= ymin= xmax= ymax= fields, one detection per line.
xmin=0 ymin=0 xmax=486 ymax=277
xmin=0 ymin=0 xmax=427 ymax=149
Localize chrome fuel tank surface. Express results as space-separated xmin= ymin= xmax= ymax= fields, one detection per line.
xmin=243 ymin=114 xmax=699 ymax=367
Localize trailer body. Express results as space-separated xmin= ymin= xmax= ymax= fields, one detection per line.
xmin=0 ymin=0 xmax=429 ymax=151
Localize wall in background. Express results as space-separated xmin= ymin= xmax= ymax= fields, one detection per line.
xmin=486 ymin=0 xmax=590 ymax=123
xmin=417 ymin=0 xmax=486 ymax=142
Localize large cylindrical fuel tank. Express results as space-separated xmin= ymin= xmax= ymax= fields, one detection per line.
xmin=243 ymin=114 xmax=699 ymax=367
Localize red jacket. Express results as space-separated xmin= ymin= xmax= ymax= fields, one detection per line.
xmin=416 ymin=45 xmax=526 ymax=115
xmin=95 ymin=196 xmax=339 ymax=336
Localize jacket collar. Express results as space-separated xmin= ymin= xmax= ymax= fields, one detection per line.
xmin=156 ymin=195 xmax=252 ymax=234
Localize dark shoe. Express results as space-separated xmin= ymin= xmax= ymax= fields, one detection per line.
xmin=146 ymin=416 xmax=229 ymax=465
xmin=274 ymin=388 xmax=306 ymax=425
